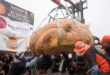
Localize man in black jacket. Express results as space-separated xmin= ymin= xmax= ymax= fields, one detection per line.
xmin=7 ymin=52 xmax=38 ymax=75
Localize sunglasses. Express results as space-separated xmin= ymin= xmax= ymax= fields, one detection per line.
xmin=75 ymin=44 xmax=85 ymax=49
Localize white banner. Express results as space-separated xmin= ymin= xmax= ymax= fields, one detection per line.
xmin=0 ymin=16 xmax=31 ymax=52
xmin=0 ymin=1 xmax=34 ymax=52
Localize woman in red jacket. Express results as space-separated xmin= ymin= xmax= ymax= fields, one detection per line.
xmin=97 ymin=35 xmax=110 ymax=75
xmin=73 ymin=39 xmax=110 ymax=75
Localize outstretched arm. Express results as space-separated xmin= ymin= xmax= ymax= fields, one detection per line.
xmin=26 ymin=56 xmax=38 ymax=68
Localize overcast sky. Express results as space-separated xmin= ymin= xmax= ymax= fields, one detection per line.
xmin=5 ymin=0 xmax=110 ymax=39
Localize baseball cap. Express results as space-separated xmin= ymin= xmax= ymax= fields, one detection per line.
xmin=100 ymin=35 xmax=110 ymax=44
xmin=15 ymin=52 xmax=24 ymax=59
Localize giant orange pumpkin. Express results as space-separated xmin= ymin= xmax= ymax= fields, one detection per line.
xmin=29 ymin=18 xmax=93 ymax=55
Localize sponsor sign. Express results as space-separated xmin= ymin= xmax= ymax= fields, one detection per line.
xmin=0 ymin=0 xmax=34 ymax=52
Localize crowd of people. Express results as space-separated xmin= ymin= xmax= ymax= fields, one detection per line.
xmin=0 ymin=35 xmax=110 ymax=75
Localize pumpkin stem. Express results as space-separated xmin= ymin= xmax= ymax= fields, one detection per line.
xmin=65 ymin=24 xmax=71 ymax=32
